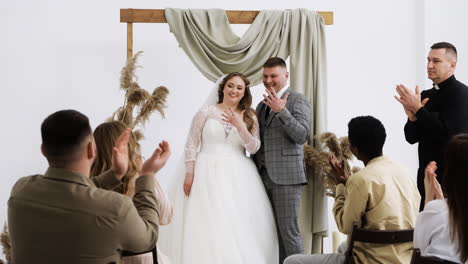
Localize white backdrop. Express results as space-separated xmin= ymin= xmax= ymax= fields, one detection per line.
xmin=1 ymin=0 xmax=467 ymax=256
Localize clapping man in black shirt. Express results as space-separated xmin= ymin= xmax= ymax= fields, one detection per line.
xmin=395 ymin=42 xmax=468 ymax=211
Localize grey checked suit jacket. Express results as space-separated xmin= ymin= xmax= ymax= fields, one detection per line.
xmin=253 ymin=88 xmax=311 ymax=185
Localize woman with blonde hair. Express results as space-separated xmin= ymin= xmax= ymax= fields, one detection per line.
xmin=92 ymin=121 xmax=173 ymax=264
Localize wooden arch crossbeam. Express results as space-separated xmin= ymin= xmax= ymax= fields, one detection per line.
xmin=120 ymin=9 xmax=334 ymax=60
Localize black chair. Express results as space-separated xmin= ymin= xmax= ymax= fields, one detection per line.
xmin=411 ymin=248 xmax=459 ymax=264
xmin=344 ymin=224 xmax=414 ymax=264
xmin=121 ymin=247 xmax=158 ymax=264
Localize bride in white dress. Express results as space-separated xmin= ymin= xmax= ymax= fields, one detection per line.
xmin=160 ymin=73 xmax=279 ymax=264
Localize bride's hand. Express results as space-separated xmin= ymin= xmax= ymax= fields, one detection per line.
xmin=222 ymin=108 xmax=245 ymax=130
xmin=184 ymin=173 xmax=194 ymax=196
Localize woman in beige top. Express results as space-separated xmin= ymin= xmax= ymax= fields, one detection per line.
xmin=92 ymin=121 xmax=173 ymax=264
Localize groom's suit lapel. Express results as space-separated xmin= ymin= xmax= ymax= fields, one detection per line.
xmin=265 ymin=88 xmax=291 ymax=127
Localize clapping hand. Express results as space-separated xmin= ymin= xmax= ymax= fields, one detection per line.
xmin=111 ymin=131 xmax=171 ymax=179
xmin=424 ymin=161 xmax=444 ymax=205
xmin=141 ymin=140 xmax=171 ymax=177
xmin=221 ymin=108 xmax=245 ymax=130
xmin=111 ymin=128 xmax=131 ymax=180
xmin=330 ymin=154 xmax=349 ymax=185
xmin=263 ymin=87 xmax=289 ymax=113
xmin=394 ymin=84 xmax=429 ymax=121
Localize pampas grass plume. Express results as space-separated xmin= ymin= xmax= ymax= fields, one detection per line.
xmin=340 ymin=137 xmax=353 ymax=160
xmin=127 ymin=88 xmax=151 ymax=107
xmin=117 ymin=105 xmax=134 ymax=127
xmin=1 ymin=223 xmax=11 ymax=263
xmin=133 ymin=86 xmax=169 ymax=127
xmin=120 ymin=51 xmax=143 ymax=91
xmin=320 ymin=132 xmax=342 ymax=159
xmin=304 ymin=132 xmax=357 ymax=197
xmin=151 ymin=86 xmax=169 ymax=118
xmin=133 ymin=130 xmax=144 ymax=141
xmin=114 ymin=52 xmax=170 ymax=130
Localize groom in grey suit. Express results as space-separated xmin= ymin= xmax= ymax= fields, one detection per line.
xmin=253 ymin=57 xmax=311 ymax=263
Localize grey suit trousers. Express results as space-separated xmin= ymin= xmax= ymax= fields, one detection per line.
xmin=260 ymin=167 xmax=304 ymax=263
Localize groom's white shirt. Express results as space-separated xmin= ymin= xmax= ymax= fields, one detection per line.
xmin=276 ymin=85 xmax=289 ymax=99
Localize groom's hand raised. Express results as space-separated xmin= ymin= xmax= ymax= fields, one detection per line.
xmin=263 ymin=87 xmax=289 ymax=113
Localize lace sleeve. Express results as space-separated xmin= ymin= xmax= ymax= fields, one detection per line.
xmin=184 ymin=105 xmax=209 ymax=175
xmin=238 ymin=114 xmax=261 ymax=155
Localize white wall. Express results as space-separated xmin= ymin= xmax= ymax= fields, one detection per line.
xmin=426 ymin=1 xmax=468 ymax=84
xmin=1 ymin=0 xmax=466 ymax=256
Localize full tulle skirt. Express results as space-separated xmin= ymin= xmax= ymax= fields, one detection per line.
xmin=159 ymin=152 xmax=279 ymax=264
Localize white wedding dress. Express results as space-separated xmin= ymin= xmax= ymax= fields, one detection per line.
xmin=159 ymin=105 xmax=279 ymax=264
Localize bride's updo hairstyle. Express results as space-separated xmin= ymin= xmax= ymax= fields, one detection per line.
xmin=217 ymin=72 xmax=256 ymax=134
xmin=91 ymin=121 xmax=141 ymax=196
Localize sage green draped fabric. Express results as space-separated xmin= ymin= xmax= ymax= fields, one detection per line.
xmin=165 ymin=8 xmax=328 ymax=254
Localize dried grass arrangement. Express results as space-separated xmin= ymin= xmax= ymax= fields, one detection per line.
xmin=304 ymin=132 xmax=360 ymax=198
xmin=1 ymin=224 xmax=11 ymax=263
xmin=110 ymin=51 xmax=169 ymax=139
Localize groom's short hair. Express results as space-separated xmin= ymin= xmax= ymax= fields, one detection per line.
xmin=263 ymin=57 xmax=287 ymax=69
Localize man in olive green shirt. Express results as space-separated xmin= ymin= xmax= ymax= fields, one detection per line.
xmin=285 ymin=116 xmax=420 ymax=264
xmin=8 ymin=110 xmax=171 ymax=264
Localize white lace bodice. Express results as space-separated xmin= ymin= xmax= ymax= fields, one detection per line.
xmin=184 ymin=105 xmax=260 ymax=174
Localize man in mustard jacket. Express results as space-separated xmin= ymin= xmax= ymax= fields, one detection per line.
xmin=285 ymin=116 xmax=420 ymax=264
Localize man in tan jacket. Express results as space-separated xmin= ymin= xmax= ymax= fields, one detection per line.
xmin=285 ymin=116 xmax=420 ymax=264
xmin=8 ymin=109 xmax=171 ymax=264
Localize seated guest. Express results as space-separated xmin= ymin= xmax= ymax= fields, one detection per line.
xmin=285 ymin=116 xmax=420 ymax=264
xmin=7 ymin=110 xmax=170 ymax=264
xmin=92 ymin=121 xmax=173 ymax=264
xmin=414 ymin=134 xmax=468 ymax=263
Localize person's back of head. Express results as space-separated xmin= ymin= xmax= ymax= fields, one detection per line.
xmin=348 ymin=116 xmax=386 ymax=162
xmin=443 ymin=134 xmax=468 ymax=262
xmin=41 ymin=110 xmax=93 ymax=168
xmin=92 ymin=121 xmax=140 ymax=195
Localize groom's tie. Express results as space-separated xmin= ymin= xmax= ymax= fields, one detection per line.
xmin=264 ymin=105 xmax=271 ymax=120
